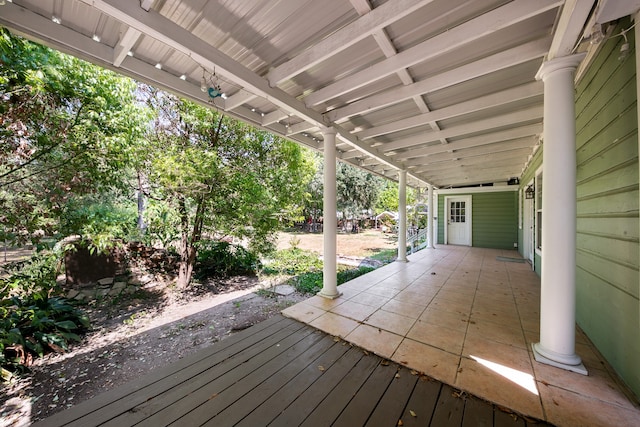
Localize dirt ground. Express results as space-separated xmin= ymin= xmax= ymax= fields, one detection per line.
xmin=0 ymin=230 xmax=396 ymax=426
xmin=277 ymin=229 xmax=397 ymax=257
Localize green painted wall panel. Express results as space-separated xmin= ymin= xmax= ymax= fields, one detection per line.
xmin=573 ymin=18 xmax=640 ymax=398
xmin=437 ymin=191 xmax=517 ymax=249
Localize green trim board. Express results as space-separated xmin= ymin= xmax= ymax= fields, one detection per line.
xmin=437 ymin=189 xmax=518 ymax=249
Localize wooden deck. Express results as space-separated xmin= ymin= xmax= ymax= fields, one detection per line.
xmin=33 ymin=315 xmax=552 ymax=427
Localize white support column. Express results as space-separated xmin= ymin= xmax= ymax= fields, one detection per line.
xmin=427 ymin=183 xmax=435 ymax=248
xmin=318 ymin=127 xmax=341 ymax=299
xmin=397 ymin=170 xmax=408 ymax=262
xmin=532 ymin=54 xmax=587 ymax=375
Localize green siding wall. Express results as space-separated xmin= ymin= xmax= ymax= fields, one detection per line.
xmin=437 ymin=191 xmax=517 ymax=249
xmin=574 ymin=19 xmax=639 ymax=398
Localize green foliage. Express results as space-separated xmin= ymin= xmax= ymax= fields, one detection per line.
xmin=0 ymin=295 xmax=89 ymax=375
xmin=59 ymin=196 xmax=138 ymax=253
xmin=263 ymin=248 xmax=322 ymax=275
xmin=0 ymin=252 xmax=60 ymax=297
xmin=0 ymin=252 xmax=89 ymax=376
xmin=0 ymin=29 xmax=151 ymax=247
xmin=194 ymin=240 xmax=261 ymax=279
xmin=336 ymin=162 xmax=384 ymax=219
xmin=368 ymin=248 xmax=398 ymax=264
xmin=291 ymin=266 xmax=376 ymax=294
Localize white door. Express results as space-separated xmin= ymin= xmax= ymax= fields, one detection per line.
xmin=523 ymin=194 xmax=534 ymax=263
xmin=446 ymin=196 xmax=471 ymax=246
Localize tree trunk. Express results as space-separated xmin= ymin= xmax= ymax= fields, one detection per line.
xmin=176 ymin=196 xmax=206 ymax=289
xmin=177 ymin=197 xmax=195 ymax=288
xmin=136 ymin=171 xmax=147 ymax=232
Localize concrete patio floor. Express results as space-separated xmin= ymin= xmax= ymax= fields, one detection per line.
xmin=282 ymin=246 xmax=640 ymax=427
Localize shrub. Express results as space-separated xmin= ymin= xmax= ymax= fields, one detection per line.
xmin=263 ymin=248 xmax=322 ymax=276
xmin=0 ymin=252 xmax=60 ymax=298
xmin=0 ymin=295 xmax=90 ymax=379
xmin=194 ymin=240 xmax=261 ymax=278
xmin=291 ymin=266 xmax=376 ymax=295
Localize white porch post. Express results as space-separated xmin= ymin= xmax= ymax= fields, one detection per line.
xmin=397 ymin=170 xmax=408 ymax=262
xmin=427 ymin=183 xmax=435 ymax=248
xmin=532 ymin=54 xmax=587 ymax=375
xmin=318 ymin=127 xmax=341 ymax=299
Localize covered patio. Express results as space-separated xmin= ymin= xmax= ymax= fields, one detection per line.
xmin=32 ymin=247 xmax=638 ymax=426
xmin=2 ymin=0 xmax=640 ymax=424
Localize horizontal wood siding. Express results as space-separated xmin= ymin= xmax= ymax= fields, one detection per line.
xmin=437 ymin=192 xmax=517 ymax=249
xmin=574 ymin=18 xmax=639 ymax=398
xmin=472 ymin=192 xmax=517 ymax=249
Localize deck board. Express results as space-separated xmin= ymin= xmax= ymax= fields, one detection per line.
xmin=33 ymin=315 xmax=553 ymax=427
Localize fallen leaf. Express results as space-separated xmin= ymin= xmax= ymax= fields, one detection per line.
xmin=397 ymin=420 xmax=403 ymax=426
xmin=381 ymin=360 xmax=389 ymax=366
xmin=333 ymin=336 xmax=340 ymax=342
xmin=363 ymin=350 xmax=369 ymax=356
xmin=209 ymin=393 xmax=218 ymax=400
xmin=395 ymin=373 xmax=400 ymax=379
xmin=318 ymin=365 xmax=325 ymax=371
xmin=410 ymin=410 xmax=417 ymax=417
xmin=410 ymin=370 xmax=418 ymax=376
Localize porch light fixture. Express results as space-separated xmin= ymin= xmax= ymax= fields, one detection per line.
xmin=525 ymin=185 xmax=535 ymax=199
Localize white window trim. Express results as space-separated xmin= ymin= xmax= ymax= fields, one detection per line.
xmin=535 ymin=166 xmax=543 ymax=256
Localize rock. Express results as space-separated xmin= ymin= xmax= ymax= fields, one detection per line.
xmin=66 ymin=290 xmax=80 ymax=299
xmin=112 ymin=281 xmax=127 ymax=291
xmin=273 ymin=285 xmax=296 ymax=296
xmin=97 ymin=277 xmax=114 ymax=286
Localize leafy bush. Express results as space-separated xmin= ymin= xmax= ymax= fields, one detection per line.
xmin=59 ymin=198 xmax=138 ymax=254
xmin=291 ymin=266 xmax=376 ymax=295
xmin=194 ymin=240 xmax=261 ymax=278
xmin=262 ymin=248 xmax=322 ymax=275
xmin=0 ymin=252 xmax=60 ymax=297
xmin=0 ymin=295 xmax=90 ymax=379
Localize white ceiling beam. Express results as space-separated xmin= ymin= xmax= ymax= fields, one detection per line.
xmin=380 ymin=106 xmax=543 ymax=152
xmin=113 ymin=26 xmax=141 ymax=67
xmin=412 ymin=152 xmax=529 ymax=173
xmin=82 ymin=0 xmax=411 ymax=178
xmin=306 ymin=0 xmax=562 ymax=107
xmin=355 ymin=82 xmax=543 ymax=140
xmin=327 ymin=37 xmax=550 ymax=122
xmin=360 ymin=3 xmax=448 ymax=143
xmin=426 ymin=166 xmax=522 ymax=183
xmin=394 ymin=124 xmax=542 ymax=160
xmin=267 ymin=0 xmax=436 ymax=86
xmin=262 ymin=110 xmax=288 ymax=127
xmin=140 ymin=0 xmax=154 ymax=12
xmin=547 ymin=0 xmax=596 ymax=60
xmin=349 ymin=0 xmax=372 ymax=16
xmin=224 ymin=90 xmax=257 ymax=110
xmin=407 ymin=147 xmax=532 ymax=169
xmin=287 ymin=122 xmax=317 ymax=136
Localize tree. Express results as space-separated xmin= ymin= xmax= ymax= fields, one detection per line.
xmin=336 ymin=162 xmax=383 ymax=224
xmin=0 ymin=29 xmax=149 ymax=247
xmin=142 ymin=88 xmax=313 ymax=287
xmin=375 ymin=180 xmax=417 ymax=214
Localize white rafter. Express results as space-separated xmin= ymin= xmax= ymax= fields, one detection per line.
xmin=327 ymin=38 xmax=550 ymax=122
xmin=305 ymin=0 xmax=562 ymax=107
xmin=267 ymin=0 xmax=436 ymax=86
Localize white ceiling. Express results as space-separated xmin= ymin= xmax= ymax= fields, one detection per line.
xmin=1 ymin=0 xmax=605 ymax=188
